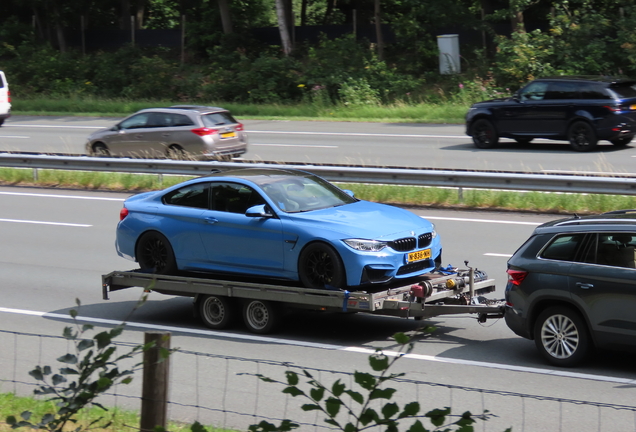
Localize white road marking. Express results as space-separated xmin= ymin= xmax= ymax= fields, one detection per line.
xmin=252 ymin=143 xmax=338 ymax=148
xmin=423 ymin=216 xmax=542 ymax=226
xmin=0 ymin=191 xmax=125 ymax=201
xmin=0 ymin=135 xmax=29 ymax=139
xmin=5 ymin=124 xmax=102 ymax=129
xmin=251 ymin=130 xmax=464 ymax=139
xmin=0 ymin=218 xmax=92 ymax=227
xmin=1 ymin=305 xmax=634 ymax=385
xmin=484 ymin=253 xmax=513 ymax=258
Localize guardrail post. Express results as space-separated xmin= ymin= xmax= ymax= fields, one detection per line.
xmin=458 ymin=186 xmax=463 ymax=203
xmin=33 ymin=168 xmax=38 ymax=181
xmin=158 ymin=173 xmax=163 ymax=186
xmin=140 ymin=331 xmax=171 ymax=432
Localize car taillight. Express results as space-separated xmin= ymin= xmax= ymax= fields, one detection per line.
xmin=7 ymin=91 xmax=10 ymax=103
xmin=235 ymin=123 xmax=244 ymax=131
xmin=604 ymin=105 xmax=620 ymax=113
xmin=120 ymin=207 xmax=129 ymax=221
xmin=507 ymin=269 xmax=528 ymax=286
xmin=191 ymin=127 xmax=219 ymax=136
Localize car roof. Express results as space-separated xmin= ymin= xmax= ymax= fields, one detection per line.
xmin=536 ymin=210 xmax=636 ymax=232
xmin=533 ymin=76 xmax=636 ymax=86
xmin=137 ymin=105 xmax=228 ymax=114
xmin=204 ymin=167 xmax=315 ymax=187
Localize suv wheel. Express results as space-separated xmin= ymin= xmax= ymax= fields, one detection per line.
xmin=568 ymin=121 xmax=598 ymax=151
xmin=471 ymin=119 xmax=499 ymax=149
xmin=534 ymin=306 xmax=591 ymax=367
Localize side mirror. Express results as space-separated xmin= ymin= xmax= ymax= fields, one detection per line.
xmin=343 ymin=189 xmax=355 ymax=197
xmin=246 ymin=204 xmax=274 ymax=218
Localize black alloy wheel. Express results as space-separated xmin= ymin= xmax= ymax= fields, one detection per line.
xmin=136 ymin=231 xmax=177 ymax=275
xmin=298 ymin=243 xmax=346 ymax=289
xmin=471 ymin=119 xmax=499 ymax=149
xmin=534 ymin=306 xmax=591 ymax=367
xmin=568 ymin=121 xmax=598 ymax=151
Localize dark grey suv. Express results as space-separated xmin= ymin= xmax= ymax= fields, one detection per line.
xmin=466 ymin=76 xmax=636 ymax=151
xmin=505 ymin=210 xmax=636 ymax=366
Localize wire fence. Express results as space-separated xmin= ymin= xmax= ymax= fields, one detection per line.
xmin=1 ymin=328 xmax=636 ymax=432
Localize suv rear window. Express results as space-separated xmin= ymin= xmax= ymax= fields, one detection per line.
xmin=609 ymin=83 xmax=636 ymax=98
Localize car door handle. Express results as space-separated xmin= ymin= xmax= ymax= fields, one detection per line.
xmin=161 ymin=133 xmax=171 ymax=137
xmin=204 ymin=217 xmax=218 ymax=224
xmin=576 ymin=282 xmax=593 ymax=289
xmin=135 ymin=134 xmax=143 ymax=139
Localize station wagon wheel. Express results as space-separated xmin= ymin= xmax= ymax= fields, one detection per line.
xmin=298 ymin=243 xmax=346 ymax=289
xmin=92 ymin=143 xmax=110 ymax=157
xmin=136 ymin=231 xmax=177 ymax=275
xmin=198 ymin=295 xmax=236 ymax=330
xmin=471 ymin=119 xmax=499 ymax=149
xmin=568 ymin=121 xmax=598 ymax=151
xmin=534 ymin=306 xmax=591 ymax=367
xmin=243 ymin=300 xmax=279 ymax=334
xmin=167 ymin=145 xmax=187 ymax=160
xmin=610 ymin=135 xmax=633 ymax=147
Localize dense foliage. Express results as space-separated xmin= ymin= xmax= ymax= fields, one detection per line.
xmin=2 ymin=0 xmax=636 ymax=105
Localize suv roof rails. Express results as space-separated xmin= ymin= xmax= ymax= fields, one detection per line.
xmin=602 ymin=209 xmax=636 ymax=215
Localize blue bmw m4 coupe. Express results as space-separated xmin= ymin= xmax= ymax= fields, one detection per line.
xmin=116 ymin=168 xmax=442 ymax=289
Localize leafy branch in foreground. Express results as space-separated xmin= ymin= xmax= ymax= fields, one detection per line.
xmin=248 ymin=332 xmax=511 ymax=432
xmin=6 ymin=291 xmax=170 ymax=432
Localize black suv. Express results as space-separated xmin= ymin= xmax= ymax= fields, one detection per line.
xmin=466 ymin=76 xmax=636 ymax=151
xmin=505 ymin=210 xmax=636 ymax=366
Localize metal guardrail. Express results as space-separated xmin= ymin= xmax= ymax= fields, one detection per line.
xmin=1 ymin=153 xmax=636 ymax=196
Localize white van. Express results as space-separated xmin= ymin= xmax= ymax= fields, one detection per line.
xmin=0 ymin=71 xmax=11 ymax=126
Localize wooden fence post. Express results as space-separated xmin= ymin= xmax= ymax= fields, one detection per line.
xmin=140 ymin=331 xmax=171 ymax=432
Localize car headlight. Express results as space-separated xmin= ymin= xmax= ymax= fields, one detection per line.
xmin=343 ymin=239 xmax=388 ymax=252
xmin=431 ymin=224 xmax=437 ymax=239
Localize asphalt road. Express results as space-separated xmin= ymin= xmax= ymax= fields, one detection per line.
xmin=2 ymin=115 xmax=636 ymax=174
xmin=1 ymin=187 xmax=635 ymax=431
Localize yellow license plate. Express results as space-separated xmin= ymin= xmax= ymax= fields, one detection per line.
xmin=220 ymin=131 xmax=236 ymax=139
xmin=407 ymin=249 xmax=431 ymax=263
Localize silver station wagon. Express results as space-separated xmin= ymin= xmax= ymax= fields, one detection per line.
xmin=86 ymin=105 xmax=248 ymax=160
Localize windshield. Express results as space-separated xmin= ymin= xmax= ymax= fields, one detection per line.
xmin=260 ymin=174 xmax=357 ymax=213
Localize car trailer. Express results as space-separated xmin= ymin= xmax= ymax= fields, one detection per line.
xmin=102 ymin=264 xmax=505 ymax=334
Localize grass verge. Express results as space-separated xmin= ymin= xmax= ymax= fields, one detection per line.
xmin=2 ymin=168 xmax=635 ymax=215
xmin=0 ymin=393 xmax=234 ymax=432
xmin=11 ymin=97 xmax=469 ymax=124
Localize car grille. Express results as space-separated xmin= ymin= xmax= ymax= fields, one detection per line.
xmin=390 ymin=237 xmax=416 ymax=252
xmin=390 ymin=233 xmax=432 ymax=252
xmin=418 ymin=233 xmax=432 ymax=248
xmin=397 ymin=260 xmax=432 ymax=276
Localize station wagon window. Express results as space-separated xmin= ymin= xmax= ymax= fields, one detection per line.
xmin=163 ymin=182 xmax=210 ymax=209
xmin=609 ymin=83 xmax=636 ymax=98
xmin=170 ymin=114 xmax=195 ymax=126
xmin=119 ymin=113 xmax=151 ymax=130
xmin=581 ymin=232 xmax=636 ymax=268
xmin=210 ymin=182 xmax=265 ymax=214
xmin=540 ymin=233 xmax=586 ymax=261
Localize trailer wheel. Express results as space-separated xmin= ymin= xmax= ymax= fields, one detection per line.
xmin=243 ymin=300 xmax=279 ymax=334
xmin=198 ymin=295 xmax=236 ymax=330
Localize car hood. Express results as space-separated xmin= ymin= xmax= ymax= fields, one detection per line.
xmin=285 ymin=201 xmax=433 ymax=239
